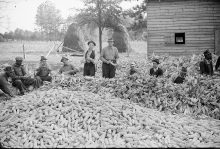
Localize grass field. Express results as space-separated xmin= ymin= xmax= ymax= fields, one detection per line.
xmin=0 ymin=40 xmax=147 ymax=71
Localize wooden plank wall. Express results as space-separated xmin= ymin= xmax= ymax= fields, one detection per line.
xmin=146 ymin=0 xmax=220 ymax=56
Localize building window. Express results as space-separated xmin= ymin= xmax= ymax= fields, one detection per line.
xmin=175 ymin=33 xmax=185 ymax=44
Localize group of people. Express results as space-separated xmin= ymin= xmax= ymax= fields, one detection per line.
xmin=0 ymin=38 xmax=219 ymax=100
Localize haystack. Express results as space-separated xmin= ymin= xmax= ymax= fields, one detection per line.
xmin=62 ymin=23 xmax=85 ymax=52
xmin=111 ymin=24 xmax=131 ymax=53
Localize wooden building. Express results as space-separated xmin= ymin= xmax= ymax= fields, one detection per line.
xmin=146 ymin=0 xmax=220 ymax=56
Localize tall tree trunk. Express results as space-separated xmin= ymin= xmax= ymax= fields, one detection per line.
xmin=99 ymin=26 xmax=102 ymax=54
xmin=98 ymin=0 xmax=102 ymax=54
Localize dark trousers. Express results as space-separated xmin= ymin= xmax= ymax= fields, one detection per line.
xmin=0 ymin=80 xmax=13 ymax=97
xmin=102 ymin=63 xmax=116 ymax=78
xmin=12 ymin=77 xmax=35 ymax=93
xmin=12 ymin=79 xmax=26 ymax=94
xmin=83 ymin=63 xmax=95 ymax=76
xmin=39 ymin=76 xmax=52 ymax=82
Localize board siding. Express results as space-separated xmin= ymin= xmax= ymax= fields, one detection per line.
xmin=146 ymin=0 xmax=220 ymax=56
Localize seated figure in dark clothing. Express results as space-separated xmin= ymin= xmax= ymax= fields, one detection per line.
xmin=215 ymin=56 xmax=220 ymax=72
xmin=174 ymin=67 xmax=187 ymax=84
xmin=150 ymin=59 xmax=163 ymax=77
xmin=12 ymin=57 xmax=37 ymax=95
xmin=128 ymin=62 xmax=140 ymax=76
xmin=0 ymin=65 xmax=15 ymax=99
xmin=199 ymin=50 xmax=213 ymax=75
xmin=59 ymin=57 xmax=79 ymax=75
xmin=35 ymin=56 xmax=52 ymax=83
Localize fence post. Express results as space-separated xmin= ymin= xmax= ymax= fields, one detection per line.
xmin=23 ymin=44 xmax=25 ymax=59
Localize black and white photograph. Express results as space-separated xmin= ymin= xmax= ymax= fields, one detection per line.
xmin=0 ymin=0 xmax=220 ymax=148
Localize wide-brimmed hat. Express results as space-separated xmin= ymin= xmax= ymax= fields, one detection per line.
xmin=15 ymin=56 xmax=23 ymax=61
xmin=40 ymin=56 xmax=47 ymax=61
xmin=87 ymin=40 xmax=96 ymax=46
xmin=152 ymin=59 xmax=160 ymax=64
xmin=203 ymin=49 xmax=211 ymax=55
xmin=61 ymin=56 xmax=68 ymax=62
xmin=107 ymin=38 xmax=114 ymax=42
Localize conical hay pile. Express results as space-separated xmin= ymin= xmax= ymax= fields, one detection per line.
xmin=112 ymin=24 xmax=131 ymax=53
xmin=62 ymin=23 xmax=85 ymax=52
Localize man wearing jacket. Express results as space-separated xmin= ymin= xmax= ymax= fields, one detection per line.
xmin=0 ymin=65 xmax=15 ymax=99
xmin=12 ymin=57 xmax=36 ymax=95
xmin=150 ymin=59 xmax=163 ymax=77
xmin=199 ymin=50 xmax=213 ymax=75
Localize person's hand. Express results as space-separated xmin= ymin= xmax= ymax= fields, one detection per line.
xmin=110 ymin=62 xmax=117 ymax=66
xmin=81 ymin=59 xmax=85 ymax=64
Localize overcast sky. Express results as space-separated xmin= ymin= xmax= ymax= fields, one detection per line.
xmin=0 ymin=0 xmax=143 ymax=34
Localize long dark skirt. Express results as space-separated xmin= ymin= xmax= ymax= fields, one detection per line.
xmin=83 ymin=63 xmax=95 ymax=76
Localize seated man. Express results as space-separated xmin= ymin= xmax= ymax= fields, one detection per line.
xmin=59 ymin=57 xmax=79 ymax=75
xmin=199 ymin=50 xmax=213 ymax=75
xmin=128 ymin=62 xmax=140 ymax=76
xmin=35 ymin=56 xmax=52 ymax=83
xmin=215 ymin=55 xmax=220 ymax=72
xmin=12 ymin=57 xmax=36 ymax=95
xmin=174 ymin=67 xmax=187 ymax=84
xmin=150 ymin=59 xmax=163 ymax=77
xmin=0 ymin=65 xmax=15 ymax=99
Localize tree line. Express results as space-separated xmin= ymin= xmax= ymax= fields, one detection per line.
xmin=1 ymin=27 xmax=66 ymax=41
xmin=0 ymin=0 xmax=147 ymax=42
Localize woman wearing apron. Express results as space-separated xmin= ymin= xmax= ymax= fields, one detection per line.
xmin=83 ymin=40 xmax=96 ymax=76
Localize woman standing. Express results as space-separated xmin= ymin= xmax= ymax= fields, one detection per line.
xmin=83 ymin=40 xmax=96 ymax=76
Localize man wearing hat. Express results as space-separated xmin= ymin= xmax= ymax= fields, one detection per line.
xmin=174 ymin=67 xmax=187 ymax=84
xmin=128 ymin=62 xmax=140 ymax=76
xmin=200 ymin=49 xmax=213 ymax=75
xmin=150 ymin=59 xmax=163 ymax=77
xmin=215 ymin=55 xmax=220 ymax=72
xmin=35 ymin=56 xmax=52 ymax=83
xmin=100 ymin=38 xmax=119 ymax=78
xmin=12 ymin=56 xmax=36 ymax=95
xmin=59 ymin=56 xmax=79 ymax=75
xmin=83 ymin=40 xmax=96 ymax=76
xmin=0 ymin=64 xmax=15 ymax=99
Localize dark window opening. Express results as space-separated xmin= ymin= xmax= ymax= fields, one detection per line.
xmin=175 ymin=33 xmax=185 ymax=44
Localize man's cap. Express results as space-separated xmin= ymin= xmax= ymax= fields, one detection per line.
xmin=107 ymin=38 xmax=114 ymax=42
xmin=15 ymin=57 xmax=23 ymax=61
xmin=152 ymin=59 xmax=160 ymax=64
xmin=181 ymin=67 xmax=187 ymax=73
xmin=3 ymin=63 xmax=12 ymax=71
xmin=87 ymin=40 xmax=96 ymax=46
xmin=40 ymin=56 xmax=47 ymax=61
xmin=61 ymin=56 xmax=68 ymax=62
